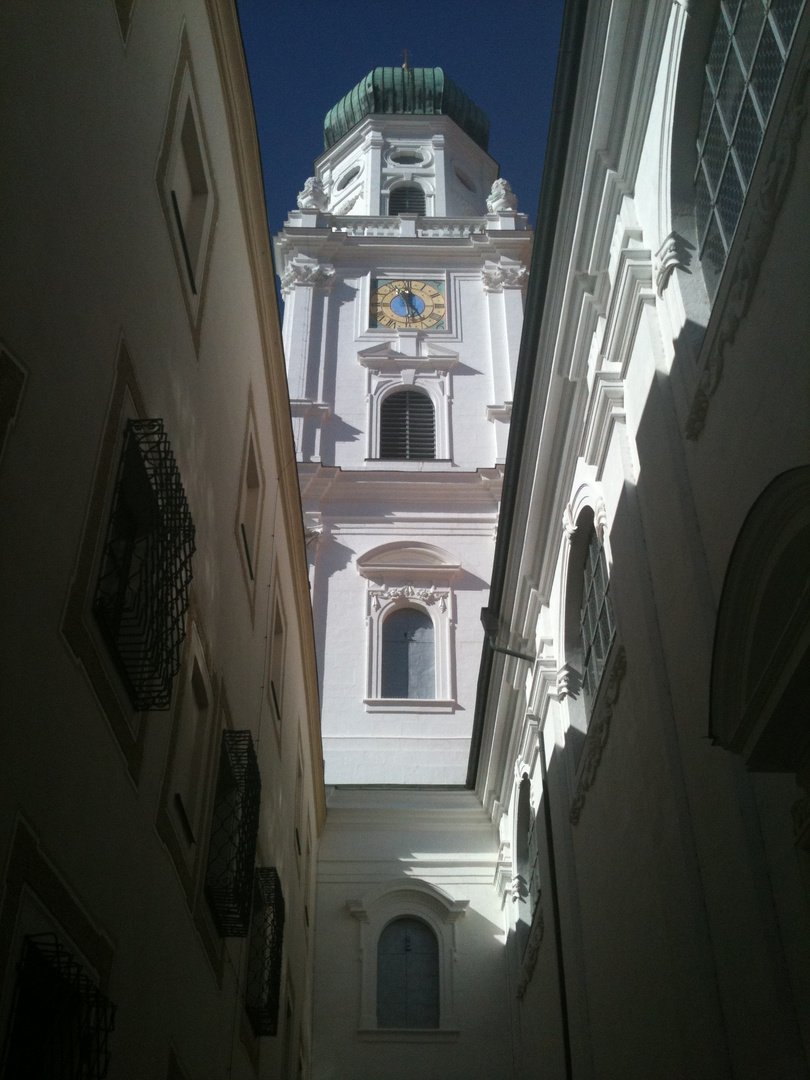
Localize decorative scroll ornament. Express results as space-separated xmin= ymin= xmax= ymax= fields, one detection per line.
xmin=369 ymin=584 xmax=449 ymax=611
xmin=562 ymin=503 xmax=577 ymax=542
xmin=569 ymin=645 xmax=627 ymax=825
xmin=481 ymin=258 xmax=528 ymax=293
xmin=653 ymin=230 xmax=690 ymax=297
xmin=556 ymin=664 xmax=574 ymax=700
xmin=516 ymin=905 xmax=545 ymax=999
xmin=510 ymin=874 xmax=529 ymax=903
xmin=280 ymin=254 xmax=335 ymax=294
xmin=686 ymin=60 xmax=810 ymax=440
xmin=296 ymin=175 xmax=328 ymax=211
xmin=594 ymin=498 xmax=608 ymax=541
xmin=487 ymin=177 xmax=518 ymax=213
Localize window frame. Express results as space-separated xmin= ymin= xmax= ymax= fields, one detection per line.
xmin=348 ymin=880 xmax=467 ymax=1040
xmin=156 ymin=28 xmax=218 ymax=351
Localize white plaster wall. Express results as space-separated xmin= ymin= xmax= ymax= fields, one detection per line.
xmin=311 ymin=789 xmax=515 ymax=1080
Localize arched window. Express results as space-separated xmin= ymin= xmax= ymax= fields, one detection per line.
xmin=381 ymin=608 xmax=435 ymax=699
xmin=388 ymin=183 xmax=426 ymax=215
xmin=695 ymin=0 xmax=803 ymax=298
xmin=380 ymin=389 xmax=435 ymax=460
xmin=580 ymin=524 xmax=615 ymax=711
xmin=376 ymin=917 xmax=439 ymax=1029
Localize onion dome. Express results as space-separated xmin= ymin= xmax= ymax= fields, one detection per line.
xmin=323 ymin=67 xmax=490 ymax=152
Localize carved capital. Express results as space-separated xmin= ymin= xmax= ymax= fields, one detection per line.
xmin=570 ymin=645 xmax=627 ymax=825
xmin=481 ymin=257 xmax=527 ymax=293
xmin=280 ymin=255 xmax=336 ymax=294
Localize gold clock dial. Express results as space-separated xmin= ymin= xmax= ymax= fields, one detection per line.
xmin=370 ymin=278 xmax=446 ymax=330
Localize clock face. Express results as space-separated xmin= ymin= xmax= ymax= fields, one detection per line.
xmin=370 ymin=278 xmax=446 ymax=331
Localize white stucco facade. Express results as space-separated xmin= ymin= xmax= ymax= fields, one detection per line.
xmin=274 ymin=98 xmax=533 ymax=785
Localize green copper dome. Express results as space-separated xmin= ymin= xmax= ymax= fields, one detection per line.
xmin=323 ymin=67 xmax=489 ymax=152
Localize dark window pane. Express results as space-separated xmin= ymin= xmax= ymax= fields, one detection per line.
xmin=377 ymin=918 xmax=439 ymax=1029
xmin=734 ymin=0 xmax=767 ymax=72
xmin=770 ymin=0 xmax=803 ymax=50
xmin=717 ymin=49 xmax=746 ymax=132
xmin=707 ymin=16 xmax=731 ymax=87
xmin=751 ymin=20 xmax=783 ymax=118
xmin=695 ymin=167 xmax=713 ymax=243
xmin=716 ymin=159 xmax=745 ymax=243
xmin=703 ymin=110 xmax=729 ymax=194
xmin=733 ymin=91 xmax=763 ymax=185
xmin=702 ymin=215 xmax=727 ymax=300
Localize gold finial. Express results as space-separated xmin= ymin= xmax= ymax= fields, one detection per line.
xmin=401 ymin=49 xmax=409 ymax=70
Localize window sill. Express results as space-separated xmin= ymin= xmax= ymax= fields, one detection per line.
xmin=363 ymin=459 xmax=454 ymax=471
xmin=364 ymin=698 xmax=456 ymax=713
xmin=357 ymin=1028 xmax=460 ymax=1043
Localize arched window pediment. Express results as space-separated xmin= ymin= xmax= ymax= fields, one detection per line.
xmin=357 ymin=542 xmax=461 ymax=583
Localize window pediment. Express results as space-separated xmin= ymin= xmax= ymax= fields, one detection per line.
xmin=358 ymin=340 xmax=459 ymax=375
xmin=357 ymin=542 xmax=461 ymax=583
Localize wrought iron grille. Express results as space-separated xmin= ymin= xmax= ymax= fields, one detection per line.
xmin=245 ymin=868 xmax=286 ymax=1036
xmin=580 ymin=527 xmax=615 ymax=710
xmin=379 ymin=390 xmax=435 ymax=460
xmin=93 ymin=419 xmax=195 ymax=711
xmin=388 ymin=184 xmax=426 ymax=215
xmin=1 ymin=934 xmax=116 ymax=1079
xmin=205 ymin=731 xmax=262 ymax=937
xmin=695 ymin=0 xmax=805 ymax=298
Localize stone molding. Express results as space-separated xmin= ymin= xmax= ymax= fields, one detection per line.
xmin=280 ymin=254 xmax=335 ymax=294
xmin=569 ymin=645 xmax=627 ymax=825
xmin=516 ymin=903 xmax=545 ymax=1000
xmin=653 ymin=230 xmax=690 ymax=297
xmin=369 ymin=584 xmax=450 ymax=611
xmin=686 ymin=59 xmax=810 ymax=439
xmin=481 ymin=257 xmax=528 ymax=292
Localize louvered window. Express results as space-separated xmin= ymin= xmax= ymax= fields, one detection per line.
xmin=379 ymin=390 xmax=435 ymax=460
xmin=695 ymin=0 xmax=804 ymax=298
xmin=205 ymin=731 xmax=261 ymax=937
xmin=388 ymin=184 xmax=426 ymax=215
xmin=1 ymin=934 xmax=116 ymax=1078
xmin=580 ymin=528 xmax=615 ymax=711
xmin=93 ymin=419 xmax=195 ymax=711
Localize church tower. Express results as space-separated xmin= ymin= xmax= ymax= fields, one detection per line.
xmin=274 ymin=67 xmax=532 ymax=786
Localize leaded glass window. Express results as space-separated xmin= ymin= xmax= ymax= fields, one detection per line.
xmin=376 ymin=918 xmax=439 ymax=1029
xmin=695 ymin=0 xmax=805 ymax=298
xmin=580 ymin=529 xmax=615 ymax=710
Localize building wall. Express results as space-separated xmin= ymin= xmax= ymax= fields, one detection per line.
xmin=0 ymin=3 xmax=324 ymax=1077
xmin=476 ymin=0 xmax=810 ymax=1076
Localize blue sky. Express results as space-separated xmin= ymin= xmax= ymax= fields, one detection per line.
xmin=236 ymin=0 xmax=566 ymax=241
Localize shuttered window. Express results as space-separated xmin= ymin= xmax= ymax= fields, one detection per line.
xmin=381 ymin=608 xmax=435 ymax=699
xmin=388 ymin=184 xmax=426 ymax=215
xmin=380 ymin=390 xmax=435 ymax=460
xmin=377 ymin=917 xmax=439 ymax=1028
